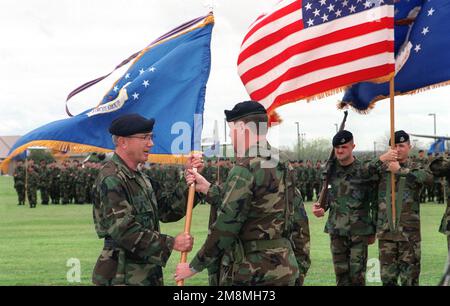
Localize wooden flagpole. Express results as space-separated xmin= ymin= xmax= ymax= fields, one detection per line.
xmin=177 ymin=168 xmax=197 ymax=286
xmin=389 ymin=77 xmax=396 ymax=229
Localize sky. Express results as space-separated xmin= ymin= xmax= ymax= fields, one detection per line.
xmin=1 ymin=0 xmax=449 ymax=152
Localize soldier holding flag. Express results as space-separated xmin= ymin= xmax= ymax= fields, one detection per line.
xmin=91 ymin=114 xmax=201 ymax=286
xmin=374 ymin=131 xmax=433 ymax=286
xmin=175 ymin=101 xmax=310 ymax=286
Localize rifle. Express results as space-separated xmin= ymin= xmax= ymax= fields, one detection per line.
xmin=317 ymin=111 xmax=348 ymax=209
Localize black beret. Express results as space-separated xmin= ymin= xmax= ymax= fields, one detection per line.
xmin=109 ymin=113 xmax=155 ymax=136
xmin=389 ymin=130 xmax=409 ymax=145
xmin=224 ymin=100 xmax=267 ymax=122
xmin=332 ymin=130 xmax=353 ymax=147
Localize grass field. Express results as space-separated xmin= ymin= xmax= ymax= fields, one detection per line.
xmin=0 ymin=175 xmax=448 ymax=286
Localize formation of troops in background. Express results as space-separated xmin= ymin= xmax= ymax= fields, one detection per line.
xmin=12 ymin=152 xmax=449 ymax=208
xmin=12 ymin=159 xmax=101 ymax=207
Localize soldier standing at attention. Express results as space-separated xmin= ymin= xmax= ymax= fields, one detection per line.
xmin=312 ymin=130 xmax=377 ymax=286
xmin=429 ymin=157 xmax=450 ymax=252
xmin=175 ymin=101 xmax=310 ymax=286
xmin=417 ymin=150 xmax=428 ymax=203
xmin=49 ymin=161 xmax=61 ymax=204
xmin=13 ymin=160 xmax=26 ymax=205
xmin=27 ymin=164 xmax=39 ymax=208
xmin=92 ymin=113 xmax=200 ymax=286
xmin=74 ymin=162 xmax=86 ymax=204
xmin=38 ymin=160 xmax=50 ymax=205
xmin=305 ymin=160 xmax=314 ymax=202
xmin=60 ymin=161 xmax=71 ymax=205
xmin=375 ymin=131 xmax=433 ymax=286
xmin=426 ymin=152 xmax=435 ymax=202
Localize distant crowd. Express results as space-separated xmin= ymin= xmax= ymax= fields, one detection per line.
xmin=11 ymin=150 xmax=449 ymax=208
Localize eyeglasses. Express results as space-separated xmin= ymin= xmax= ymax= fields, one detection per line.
xmin=127 ymin=134 xmax=154 ymax=141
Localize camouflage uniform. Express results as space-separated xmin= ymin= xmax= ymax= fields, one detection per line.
xmin=85 ymin=164 xmax=94 ymax=204
xmin=440 ymin=183 xmax=450 ymax=252
xmin=201 ymin=161 xmax=221 ymax=285
xmin=38 ymin=162 xmax=50 ymax=205
xmin=324 ymin=158 xmax=378 ymax=286
xmin=429 ymin=157 xmax=450 ymax=251
xmin=49 ymin=164 xmax=61 ymax=204
xmin=416 ymin=157 xmax=429 ymax=203
xmin=190 ymin=145 xmax=309 ymax=286
xmin=60 ymin=164 xmax=72 ymax=204
xmin=374 ymin=159 xmax=433 ymax=286
xmin=426 ymin=156 xmax=435 ymax=202
xmin=87 ymin=163 xmax=100 ymax=204
xmin=305 ymin=164 xmax=314 ymax=202
xmin=92 ymin=153 xmax=192 ymax=286
xmin=203 ymin=162 xmax=218 ymax=186
xmin=292 ymin=189 xmax=311 ymax=286
xmin=296 ymin=165 xmax=307 ymax=198
xmin=74 ymin=166 xmax=86 ymax=204
xmin=217 ymin=161 xmax=229 ymax=185
xmin=13 ymin=164 xmax=26 ymax=205
xmin=27 ymin=167 xmax=39 ymax=208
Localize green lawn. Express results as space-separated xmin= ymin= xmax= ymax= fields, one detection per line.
xmin=0 ymin=175 xmax=448 ymax=285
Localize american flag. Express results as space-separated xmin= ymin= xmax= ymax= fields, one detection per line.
xmin=237 ymin=0 xmax=395 ymax=113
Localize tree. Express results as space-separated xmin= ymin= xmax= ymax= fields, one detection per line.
xmin=28 ymin=148 xmax=55 ymax=164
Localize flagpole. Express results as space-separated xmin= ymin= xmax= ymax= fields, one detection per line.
xmin=177 ymin=168 xmax=197 ymax=286
xmin=389 ymin=77 xmax=396 ymax=229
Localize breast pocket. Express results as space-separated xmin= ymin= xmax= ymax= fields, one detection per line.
xmin=133 ymin=194 xmax=155 ymax=227
xmin=348 ymin=180 xmax=368 ymax=206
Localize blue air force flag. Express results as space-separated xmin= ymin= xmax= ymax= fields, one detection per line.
xmin=340 ymin=1 xmax=450 ymax=111
xmin=2 ymin=14 xmax=214 ymax=171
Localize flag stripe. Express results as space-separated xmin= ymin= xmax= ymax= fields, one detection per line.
xmin=238 ymin=0 xmax=395 ymax=110
xmin=267 ymin=64 xmax=394 ymax=111
xmin=239 ymin=7 xmax=393 ymax=73
xmin=241 ymin=8 xmax=303 ymax=54
xmin=241 ymin=0 xmax=302 ymax=48
xmin=241 ymin=23 xmax=393 ymax=87
xmin=238 ymin=20 xmax=304 ymax=66
xmin=258 ymin=53 xmax=394 ymax=107
xmin=251 ymin=41 xmax=394 ymax=101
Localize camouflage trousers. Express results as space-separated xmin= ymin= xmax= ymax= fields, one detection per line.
xmin=93 ymin=247 xmax=164 ymax=286
xmin=330 ymin=234 xmax=369 ymax=286
xmin=50 ymin=185 xmax=60 ymax=204
xmin=207 ymin=259 xmax=220 ymax=286
xmin=27 ymin=187 xmax=37 ymax=208
xmin=61 ymin=184 xmax=71 ymax=204
xmin=379 ymin=239 xmax=421 ymax=286
xmin=15 ymin=185 xmax=25 ymax=205
xmin=427 ymin=186 xmax=435 ymax=202
xmin=75 ymin=185 xmax=86 ymax=204
xmin=419 ymin=187 xmax=427 ymax=203
xmin=218 ymin=242 xmax=299 ymax=286
xmin=40 ymin=187 xmax=49 ymax=204
xmin=305 ymin=184 xmax=313 ymax=202
xmin=435 ymin=183 xmax=444 ymax=204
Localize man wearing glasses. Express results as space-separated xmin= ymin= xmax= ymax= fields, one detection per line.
xmin=92 ymin=113 xmax=200 ymax=286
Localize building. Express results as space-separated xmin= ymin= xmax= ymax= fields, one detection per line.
xmin=0 ymin=135 xmax=21 ymax=175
